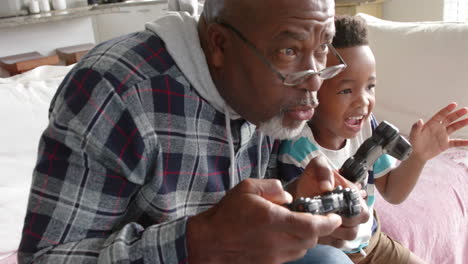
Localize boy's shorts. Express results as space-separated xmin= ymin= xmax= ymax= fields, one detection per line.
xmin=347 ymin=211 xmax=411 ymax=264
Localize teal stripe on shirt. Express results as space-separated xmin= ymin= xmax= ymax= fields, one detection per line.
xmin=373 ymin=154 xmax=396 ymax=175
xmin=280 ymin=137 xmax=318 ymax=163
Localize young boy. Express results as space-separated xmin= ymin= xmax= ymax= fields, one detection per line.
xmin=279 ymin=15 xmax=468 ymax=264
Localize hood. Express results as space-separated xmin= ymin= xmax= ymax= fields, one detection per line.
xmin=145 ymin=12 xmax=241 ymax=120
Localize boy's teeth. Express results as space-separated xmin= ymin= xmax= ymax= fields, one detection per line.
xmin=345 ymin=116 xmax=363 ymax=126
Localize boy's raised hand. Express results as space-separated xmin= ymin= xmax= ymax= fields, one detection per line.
xmin=409 ymin=102 xmax=468 ymax=162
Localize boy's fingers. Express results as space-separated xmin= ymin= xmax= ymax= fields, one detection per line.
xmin=444 ymin=107 xmax=468 ymax=125
xmin=447 ymin=117 xmax=468 ymax=135
xmin=429 ymin=102 xmax=457 ymax=124
xmin=302 ymin=155 xmax=335 ymax=193
xmin=315 ymin=155 xmax=335 ymax=192
xmin=333 ymin=170 xmax=359 ymax=189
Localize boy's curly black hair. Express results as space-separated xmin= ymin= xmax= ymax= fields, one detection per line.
xmin=332 ymin=15 xmax=369 ymax=48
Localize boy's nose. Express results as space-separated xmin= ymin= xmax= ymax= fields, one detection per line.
xmin=354 ymin=93 xmax=371 ymax=108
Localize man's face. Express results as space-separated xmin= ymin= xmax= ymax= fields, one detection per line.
xmin=215 ymin=0 xmax=335 ymax=139
xmin=310 ymin=45 xmax=376 ymax=149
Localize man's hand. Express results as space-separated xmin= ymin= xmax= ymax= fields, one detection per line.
xmin=288 ymin=155 xmax=370 ymax=249
xmin=186 ymin=178 xmax=342 ymax=264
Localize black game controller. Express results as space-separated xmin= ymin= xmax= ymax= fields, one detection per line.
xmin=340 ymin=120 xmax=412 ymax=183
xmin=287 ymin=186 xmax=361 ymax=217
xmin=287 ymin=121 xmax=412 ymax=217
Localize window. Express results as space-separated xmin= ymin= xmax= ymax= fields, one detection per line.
xmin=444 ymin=0 xmax=468 ymax=21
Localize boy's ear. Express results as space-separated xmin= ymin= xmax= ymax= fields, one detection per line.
xmin=206 ymin=24 xmax=227 ymax=67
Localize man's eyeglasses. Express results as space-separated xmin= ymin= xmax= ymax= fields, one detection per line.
xmin=216 ymin=19 xmax=347 ymax=86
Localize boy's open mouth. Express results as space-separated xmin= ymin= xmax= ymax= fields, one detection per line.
xmin=344 ymin=115 xmax=364 ymax=131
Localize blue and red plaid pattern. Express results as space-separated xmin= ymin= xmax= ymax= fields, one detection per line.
xmin=18 ymin=30 xmax=280 ymax=264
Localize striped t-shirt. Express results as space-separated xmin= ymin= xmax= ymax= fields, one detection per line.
xmin=278 ymin=117 xmax=396 ymax=253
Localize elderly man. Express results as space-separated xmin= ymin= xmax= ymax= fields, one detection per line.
xmin=18 ymin=0 xmax=368 ymax=263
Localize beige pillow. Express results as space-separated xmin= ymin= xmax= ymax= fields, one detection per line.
xmin=357 ymin=13 xmax=468 ymax=139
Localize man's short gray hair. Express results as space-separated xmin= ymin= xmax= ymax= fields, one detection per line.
xmin=202 ymin=0 xmax=225 ymax=23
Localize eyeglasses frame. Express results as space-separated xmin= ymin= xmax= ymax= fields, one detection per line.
xmin=215 ymin=19 xmax=347 ymax=86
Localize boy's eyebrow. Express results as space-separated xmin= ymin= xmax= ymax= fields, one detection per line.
xmin=338 ymin=79 xmax=355 ymax=85
xmin=338 ymin=76 xmax=376 ymax=85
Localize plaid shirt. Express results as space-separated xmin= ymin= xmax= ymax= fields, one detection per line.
xmin=18 ymin=30 xmax=280 ymax=264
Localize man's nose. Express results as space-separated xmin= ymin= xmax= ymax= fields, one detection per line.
xmin=296 ymin=58 xmax=323 ymax=92
xmin=300 ymin=74 xmax=323 ymax=92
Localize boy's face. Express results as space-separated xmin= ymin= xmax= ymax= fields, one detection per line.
xmin=310 ymin=45 xmax=376 ymax=149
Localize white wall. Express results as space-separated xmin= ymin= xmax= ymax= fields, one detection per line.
xmin=382 ymin=0 xmax=445 ymax=21
xmin=93 ymin=3 xmax=167 ymax=43
xmin=0 ymin=2 xmax=167 ymax=58
xmin=0 ymin=17 xmax=95 ymax=58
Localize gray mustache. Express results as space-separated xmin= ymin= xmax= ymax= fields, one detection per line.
xmin=298 ymin=91 xmax=319 ymax=108
xmin=280 ymin=91 xmax=319 ymax=115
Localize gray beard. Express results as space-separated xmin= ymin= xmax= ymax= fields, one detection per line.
xmin=258 ymin=91 xmax=317 ymax=139
xmin=257 ymin=113 xmax=307 ymax=140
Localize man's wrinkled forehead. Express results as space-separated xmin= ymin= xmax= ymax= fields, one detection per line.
xmin=261 ymin=0 xmax=335 ymax=28
xmin=271 ymin=0 xmax=335 ymax=17
xmin=274 ymin=21 xmax=335 ymax=43
xmin=272 ymin=13 xmax=335 ymax=44
xmin=238 ymin=0 xmax=334 ymax=18
xmin=226 ymin=0 xmax=334 ymax=27
xmin=259 ymin=0 xmax=334 ymax=9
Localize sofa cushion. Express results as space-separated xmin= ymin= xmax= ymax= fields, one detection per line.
xmin=357 ymin=13 xmax=468 ymax=139
xmin=375 ymin=148 xmax=468 ymax=264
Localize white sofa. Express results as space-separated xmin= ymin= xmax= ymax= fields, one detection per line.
xmin=0 ymin=65 xmax=74 ymax=262
xmin=358 ymin=13 xmax=468 ymax=139
xmin=358 ymin=13 xmax=468 ymax=264
xmin=0 ymin=13 xmax=467 ymax=264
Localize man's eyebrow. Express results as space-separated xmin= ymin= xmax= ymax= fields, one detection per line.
xmin=275 ymin=30 xmax=308 ymax=41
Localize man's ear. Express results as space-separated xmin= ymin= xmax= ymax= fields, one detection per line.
xmin=206 ymin=25 xmax=228 ymax=67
